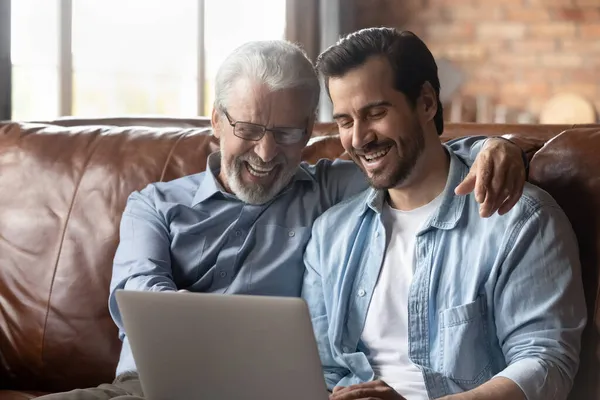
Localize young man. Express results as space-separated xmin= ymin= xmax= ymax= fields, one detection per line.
xmin=37 ymin=39 xmax=526 ymax=399
xmin=303 ymin=28 xmax=586 ymax=400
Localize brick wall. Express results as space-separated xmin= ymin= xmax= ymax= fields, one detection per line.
xmin=353 ymin=0 xmax=600 ymax=123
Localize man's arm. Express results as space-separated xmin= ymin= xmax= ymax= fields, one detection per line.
xmin=108 ymin=187 xmax=179 ymax=374
xmin=450 ymin=136 xmax=527 ymax=217
xmin=440 ymin=377 xmax=525 ymax=400
xmin=323 ymin=136 xmax=527 ymax=217
xmin=326 ymin=378 xmax=524 ymax=400
xmin=301 ymin=219 xmax=349 ymax=391
xmin=447 ymin=198 xmax=586 ymax=400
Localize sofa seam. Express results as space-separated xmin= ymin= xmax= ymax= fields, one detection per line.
xmin=40 ymin=130 xmax=104 ymax=367
xmin=159 ymin=130 xmax=191 ymax=182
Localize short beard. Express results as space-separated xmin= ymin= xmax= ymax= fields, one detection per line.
xmin=360 ymin=121 xmax=425 ymax=190
xmin=221 ymin=149 xmax=297 ymax=205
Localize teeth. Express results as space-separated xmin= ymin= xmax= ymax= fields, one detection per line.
xmin=248 ymin=169 xmax=268 ymax=177
xmin=364 ymin=147 xmax=391 ymax=161
xmin=250 ymin=165 xmax=274 ymax=172
xmin=247 ymin=163 xmax=274 ymax=177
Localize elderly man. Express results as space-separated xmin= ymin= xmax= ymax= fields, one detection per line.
xmin=37 ymin=40 xmax=526 ymax=399
xmin=302 ymin=28 xmax=586 ymax=400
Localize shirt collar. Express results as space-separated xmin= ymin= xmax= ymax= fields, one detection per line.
xmin=358 ymin=146 xmax=468 ymax=231
xmin=294 ymin=162 xmax=318 ymax=185
xmin=192 ymin=152 xmax=316 ymax=206
xmin=192 ymin=152 xmax=225 ymax=206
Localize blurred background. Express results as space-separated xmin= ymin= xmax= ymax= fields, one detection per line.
xmin=0 ymin=0 xmax=599 ymax=124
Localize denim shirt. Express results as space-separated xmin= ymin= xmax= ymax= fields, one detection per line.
xmin=107 ymin=137 xmax=487 ymax=376
xmin=302 ymin=149 xmax=586 ymax=400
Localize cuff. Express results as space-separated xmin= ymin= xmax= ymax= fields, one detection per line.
xmin=116 ymin=336 xmax=138 ymax=376
xmin=494 ymin=358 xmax=561 ymax=400
xmin=468 ymin=138 xmax=488 ymax=165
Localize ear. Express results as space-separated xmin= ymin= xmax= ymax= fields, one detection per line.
xmin=211 ymin=107 xmax=222 ymax=139
xmin=419 ymin=81 xmax=438 ymax=123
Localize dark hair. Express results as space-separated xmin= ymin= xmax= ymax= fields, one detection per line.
xmin=316 ymin=28 xmax=444 ymax=135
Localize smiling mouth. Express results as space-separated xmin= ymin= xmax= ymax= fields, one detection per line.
xmin=359 ymin=145 xmax=392 ymax=163
xmin=245 ymin=162 xmax=276 ymax=178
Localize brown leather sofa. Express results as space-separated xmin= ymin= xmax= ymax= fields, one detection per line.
xmin=0 ymin=118 xmax=598 ymax=399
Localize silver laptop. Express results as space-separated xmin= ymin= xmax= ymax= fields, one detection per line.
xmin=115 ymin=290 xmax=329 ymax=400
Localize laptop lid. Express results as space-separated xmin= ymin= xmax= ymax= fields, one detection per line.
xmin=116 ymin=290 xmax=329 ymax=400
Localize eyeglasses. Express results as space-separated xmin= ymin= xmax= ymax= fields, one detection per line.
xmin=222 ymin=109 xmax=307 ymax=145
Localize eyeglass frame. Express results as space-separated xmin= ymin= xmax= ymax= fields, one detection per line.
xmin=221 ymin=109 xmax=309 ymax=145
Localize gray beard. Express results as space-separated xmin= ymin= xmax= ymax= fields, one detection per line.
xmin=221 ymin=150 xmax=296 ymax=205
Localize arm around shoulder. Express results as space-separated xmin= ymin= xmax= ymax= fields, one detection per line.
xmin=446 ymin=135 xmax=489 ymax=167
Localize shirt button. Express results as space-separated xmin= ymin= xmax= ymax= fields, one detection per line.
xmin=219 ymin=271 xmax=227 ymax=278
xmin=342 ymin=346 xmax=350 ymax=353
xmin=288 ymin=230 xmax=295 ymax=237
xmin=358 ymin=289 xmax=366 ymax=297
xmin=235 ymin=230 xmax=242 ymax=237
xmin=375 ymin=231 xmax=380 ymax=238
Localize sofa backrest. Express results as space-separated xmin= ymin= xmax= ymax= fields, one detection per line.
xmin=528 ymin=128 xmax=600 ymax=400
xmin=0 ymin=120 xmax=598 ymax=399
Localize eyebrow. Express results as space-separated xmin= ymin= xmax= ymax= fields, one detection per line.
xmin=332 ymin=100 xmax=392 ymax=120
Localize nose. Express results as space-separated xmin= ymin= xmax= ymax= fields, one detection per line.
xmin=351 ymin=120 xmax=376 ymax=150
xmin=254 ymin=131 xmax=279 ymax=163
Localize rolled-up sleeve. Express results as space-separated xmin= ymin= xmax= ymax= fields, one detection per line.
xmin=494 ymin=201 xmax=587 ymax=400
xmin=108 ymin=187 xmax=178 ymax=375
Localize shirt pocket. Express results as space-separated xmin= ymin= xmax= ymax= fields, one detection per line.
xmin=439 ymin=295 xmax=492 ymax=386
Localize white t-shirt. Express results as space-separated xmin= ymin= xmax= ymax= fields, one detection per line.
xmin=360 ymin=195 xmax=443 ymax=400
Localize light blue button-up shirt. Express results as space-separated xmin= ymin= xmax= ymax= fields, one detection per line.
xmin=302 ymin=149 xmax=586 ymax=400
xmin=107 ymin=137 xmax=488 ymax=375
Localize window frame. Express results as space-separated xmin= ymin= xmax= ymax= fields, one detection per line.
xmin=0 ymin=0 xmax=11 ymax=120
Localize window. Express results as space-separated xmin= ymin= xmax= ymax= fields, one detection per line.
xmin=10 ymin=0 xmax=286 ymax=121
xmin=71 ymin=0 xmax=199 ymax=117
xmin=10 ymin=0 xmax=60 ymax=121
xmin=204 ymin=0 xmax=286 ymax=115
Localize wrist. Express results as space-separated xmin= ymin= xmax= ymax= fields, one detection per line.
xmin=496 ymin=135 xmax=530 ymax=179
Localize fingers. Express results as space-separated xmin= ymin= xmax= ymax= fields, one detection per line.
xmin=468 ymin=137 xmax=528 ymax=217
xmin=454 ymin=169 xmax=476 ymax=196
xmin=498 ymin=190 xmax=520 ymax=216
xmin=484 ymin=156 xmax=527 ymax=217
xmin=479 ymin=191 xmax=507 ymax=219
xmin=473 ymin=153 xmax=492 ymax=207
xmin=498 ymin=168 xmax=525 ymax=215
xmin=330 ymin=384 xmax=360 ymax=397
xmin=334 ymin=380 xmax=385 ymax=393
xmin=480 ymin=137 xmax=527 ymax=216
xmin=330 ymin=388 xmax=384 ymax=400
xmin=479 ymin=158 xmax=509 ymax=217
xmin=329 ymin=381 xmax=393 ymax=400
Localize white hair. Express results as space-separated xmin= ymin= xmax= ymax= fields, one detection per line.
xmin=213 ymin=40 xmax=320 ymax=114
